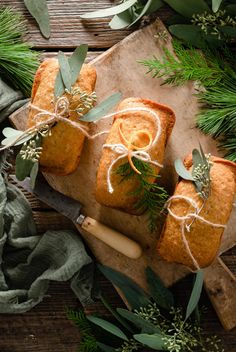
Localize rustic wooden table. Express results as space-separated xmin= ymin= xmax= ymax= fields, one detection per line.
xmin=0 ymin=1 xmax=236 ymax=351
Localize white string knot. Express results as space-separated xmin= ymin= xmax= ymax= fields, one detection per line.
xmin=102 ymin=107 xmax=163 ymax=194
xmin=165 ymin=195 xmax=226 ymax=270
xmin=104 ymin=143 xmax=163 ymax=193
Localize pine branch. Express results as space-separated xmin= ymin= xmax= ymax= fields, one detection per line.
xmin=219 ymin=135 xmax=236 ymax=162
xmin=66 ymin=309 xmax=100 ymax=352
xmin=140 ymin=41 xmax=226 ymax=87
xmin=0 ymin=7 xmax=40 ymax=96
xmin=116 ymin=158 xmax=168 ymax=232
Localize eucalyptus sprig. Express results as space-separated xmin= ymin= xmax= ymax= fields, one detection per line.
xmin=55 ymin=45 xmax=88 ymax=98
xmin=174 ymin=146 xmax=213 ymax=201
xmin=81 ymin=0 xmax=236 ymax=48
xmin=67 ymin=265 xmax=223 ymax=352
xmin=115 ymin=157 xmax=168 ymax=232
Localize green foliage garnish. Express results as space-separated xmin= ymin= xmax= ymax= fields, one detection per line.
xmin=81 ymin=0 xmax=163 ymax=29
xmin=115 ymin=157 xmax=168 ymax=232
xmin=220 ymin=135 xmax=236 ymax=161
xmin=197 ymin=81 xmax=236 ymax=137
xmin=24 ymin=0 xmax=51 ymax=39
xmin=175 ymin=147 xmax=213 ymax=201
xmin=140 ymin=40 xmax=226 ymax=87
xmin=0 ymin=7 xmax=40 ymax=96
xmin=15 ymin=135 xmax=42 ymax=187
xmin=55 ymin=44 xmax=88 ymax=97
xmin=141 ymin=40 xmax=236 ymax=162
xmin=81 ymin=0 xmax=236 ymax=48
xmin=66 ymin=309 xmax=100 ymax=352
xmin=67 ymin=266 xmax=223 ymax=352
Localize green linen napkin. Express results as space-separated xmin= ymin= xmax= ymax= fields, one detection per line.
xmin=0 ymin=172 xmax=94 ymax=313
xmin=0 ymin=78 xmax=28 ymax=123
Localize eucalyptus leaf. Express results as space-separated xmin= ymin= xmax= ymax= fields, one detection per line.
xmin=185 ymin=270 xmax=204 ymax=321
xmin=15 ymin=136 xmax=42 ymax=182
xmin=58 ymin=51 xmax=72 ymax=91
xmin=212 ymin=0 xmax=223 ymax=12
xmin=169 ymin=25 xmax=205 ymax=48
xmin=24 ymin=0 xmax=50 ymax=39
xmin=80 ymin=92 xmax=122 ymax=122
xmin=221 ymin=26 xmax=236 ymax=38
xmin=163 ymin=0 xmax=209 ymax=18
xmin=87 ymin=316 xmax=128 ymax=341
xmin=192 ymin=148 xmax=202 ymax=170
xmin=99 ymin=295 xmax=134 ymax=333
xmin=134 ymin=333 xmax=168 ymax=350
xmin=2 ymin=127 xmax=24 ymax=138
xmin=129 ymin=0 xmax=163 ymax=26
xmin=81 ymin=0 xmax=137 ymax=19
xmin=109 ymin=11 xmax=133 ymax=29
xmin=29 ymin=162 xmax=39 ymax=189
xmin=117 ymin=308 xmax=161 ymax=334
xmin=15 ymin=153 xmax=34 ymax=182
xmin=1 ymin=128 xmax=32 ymax=147
xmin=98 ymin=264 xmax=151 ymax=310
xmin=145 ymin=0 xmax=164 ymax=15
xmin=97 ymin=342 xmax=116 ymax=352
xmin=54 ymin=71 xmax=64 ymax=98
xmin=146 ymin=267 xmax=174 ymax=310
xmin=225 ymin=4 xmax=236 ymax=16
xmin=174 ymin=159 xmax=194 ymax=181
xmin=68 ymin=44 xmax=88 ymax=86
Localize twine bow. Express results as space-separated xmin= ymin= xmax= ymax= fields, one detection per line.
xmin=102 ymin=107 xmax=163 ymax=194
xmin=0 ymin=97 xmax=108 ymax=151
xmin=165 ymin=195 xmax=226 ymax=270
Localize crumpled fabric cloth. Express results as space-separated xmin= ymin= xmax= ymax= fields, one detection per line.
xmin=0 ymin=174 xmax=94 ymax=313
xmin=0 ymin=77 xmax=28 ymax=123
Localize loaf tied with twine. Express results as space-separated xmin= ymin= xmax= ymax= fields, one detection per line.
xmin=95 ymin=97 xmax=176 ymax=214
xmin=158 ymin=156 xmax=236 ymax=270
xmin=27 ymin=58 xmax=97 ymax=175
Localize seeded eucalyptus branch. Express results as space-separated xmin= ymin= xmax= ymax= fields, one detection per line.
xmin=67 ymin=266 xmax=223 ymax=352
xmin=175 ymin=146 xmax=213 ymax=201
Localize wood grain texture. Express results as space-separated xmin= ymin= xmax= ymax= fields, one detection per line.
xmin=204 ymin=257 xmax=236 ymax=330
xmin=1 ymin=0 xmax=133 ymax=48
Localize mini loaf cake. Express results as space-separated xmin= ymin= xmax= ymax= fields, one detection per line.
xmin=95 ymin=97 xmax=176 ymax=214
xmin=158 ymin=156 xmax=236 ymax=270
xmin=27 ymin=58 xmax=97 ymax=175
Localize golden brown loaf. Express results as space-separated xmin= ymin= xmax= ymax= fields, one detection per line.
xmin=158 ymin=156 xmax=236 ymax=269
xmin=95 ymin=97 xmax=176 ymax=214
xmin=28 ymin=58 xmax=97 ymax=175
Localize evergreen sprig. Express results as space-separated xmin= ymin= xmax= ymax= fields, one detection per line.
xmin=67 ymin=267 xmax=223 ymax=352
xmin=66 ymin=309 xmax=100 ymax=352
xmin=140 ymin=40 xmax=226 ymax=87
xmin=141 ymin=41 xmax=236 ymax=162
xmin=116 ymin=158 xmax=168 ymax=232
xmin=0 ymin=7 xmax=40 ymax=96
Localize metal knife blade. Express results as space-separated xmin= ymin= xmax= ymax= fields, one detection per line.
xmin=10 ymin=174 xmax=82 ymax=224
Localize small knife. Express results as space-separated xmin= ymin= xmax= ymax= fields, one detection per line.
xmin=10 ymin=174 xmax=142 ymax=260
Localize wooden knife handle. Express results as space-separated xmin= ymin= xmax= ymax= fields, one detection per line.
xmin=79 ymin=216 xmax=142 ymax=259
xmin=204 ymin=257 xmax=236 ymax=331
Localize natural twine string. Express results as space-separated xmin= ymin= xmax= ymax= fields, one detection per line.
xmin=101 ymin=107 xmax=163 ymax=194
xmin=0 ymin=96 xmax=109 ymax=151
xmin=165 ymin=195 xmax=226 ymax=270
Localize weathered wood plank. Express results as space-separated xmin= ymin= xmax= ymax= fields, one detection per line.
xmin=1 ymin=0 xmax=133 ymax=48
